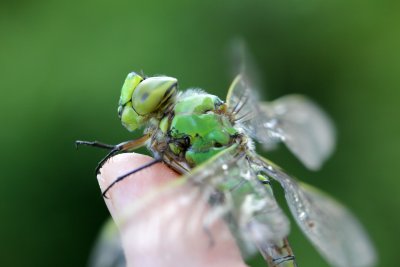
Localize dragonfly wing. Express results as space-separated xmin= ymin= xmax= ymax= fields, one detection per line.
xmin=196 ymin=148 xmax=291 ymax=255
xmin=226 ymin=75 xmax=335 ymax=170
xmin=110 ymin=148 xmax=290 ymax=263
xmin=261 ymin=95 xmax=336 ymax=170
xmin=254 ymin=155 xmax=377 ymax=267
xmin=226 ymin=75 xmax=280 ymax=149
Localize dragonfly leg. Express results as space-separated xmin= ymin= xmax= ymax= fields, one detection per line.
xmin=102 ymin=157 xmax=162 ymax=198
xmin=95 ymin=148 xmax=123 ymax=175
xmin=76 ymin=135 xmax=151 ymax=174
xmin=75 ymin=140 xmax=115 ymax=150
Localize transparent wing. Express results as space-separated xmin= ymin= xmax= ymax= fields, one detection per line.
xmin=252 ymin=155 xmax=377 ymax=267
xmin=261 ymin=95 xmax=336 ymax=170
xmin=226 ymin=75 xmax=336 ymax=170
xmin=228 ymin=38 xmax=265 ymax=99
xmin=226 ymin=75 xmax=278 ymax=148
xmin=98 ymin=148 xmax=291 ymax=266
xmin=187 ymin=147 xmax=291 ymax=254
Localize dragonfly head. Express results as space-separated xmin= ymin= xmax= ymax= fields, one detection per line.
xmin=118 ymin=72 xmax=178 ymax=132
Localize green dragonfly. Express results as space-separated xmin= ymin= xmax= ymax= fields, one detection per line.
xmin=77 ymin=69 xmax=376 ymax=267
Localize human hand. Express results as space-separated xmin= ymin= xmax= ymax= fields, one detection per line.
xmin=98 ymin=153 xmax=248 ymax=267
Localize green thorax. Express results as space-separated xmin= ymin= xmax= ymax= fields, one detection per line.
xmin=160 ymin=90 xmax=238 ymax=167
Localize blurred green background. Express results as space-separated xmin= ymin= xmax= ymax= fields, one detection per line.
xmin=1 ymin=0 xmax=399 ymax=266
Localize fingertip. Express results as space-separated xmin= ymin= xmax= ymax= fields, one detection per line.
xmin=97 ymin=153 xmax=178 ymax=220
xmin=97 ymin=153 xmax=248 ymax=267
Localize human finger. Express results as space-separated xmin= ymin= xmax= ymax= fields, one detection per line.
xmin=98 ymin=153 xmax=248 ymax=267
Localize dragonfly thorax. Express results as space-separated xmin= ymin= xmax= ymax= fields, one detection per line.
xmin=150 ymin=90 xmax=241 ymax=168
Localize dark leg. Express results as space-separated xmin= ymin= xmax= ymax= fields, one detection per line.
xmin=75 ymin=140 xmax=120 ymax=173
xmin=94 ymin=148 xmax=121 ymax=174
xmin=75 ymin=140 xmax=115 ymax=150
xmin=102 ymin=158 xmax=162 ymax=198
xmin=75 ymin=135 xmax=151 ymax=174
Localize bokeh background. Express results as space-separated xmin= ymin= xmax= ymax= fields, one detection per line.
xmin=1 ymin=0 xmax=399 ymax=266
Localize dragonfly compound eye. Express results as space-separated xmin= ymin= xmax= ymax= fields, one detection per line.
xmin=119 ymin=72 xmax=143 ymax=107
xmin=118 ymin=72 xmax=145 ymax=132
xmin=131 ymin=76 xmax=177 ymax=115
xmin=118 ymin=73 xmax=177 ymax=132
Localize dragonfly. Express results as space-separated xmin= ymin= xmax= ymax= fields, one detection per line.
xmin=77 ymin=66 xmax=376 ymax=267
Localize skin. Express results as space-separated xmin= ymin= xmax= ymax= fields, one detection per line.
xmin=98 ymin=153 xmax=248 ymax=267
